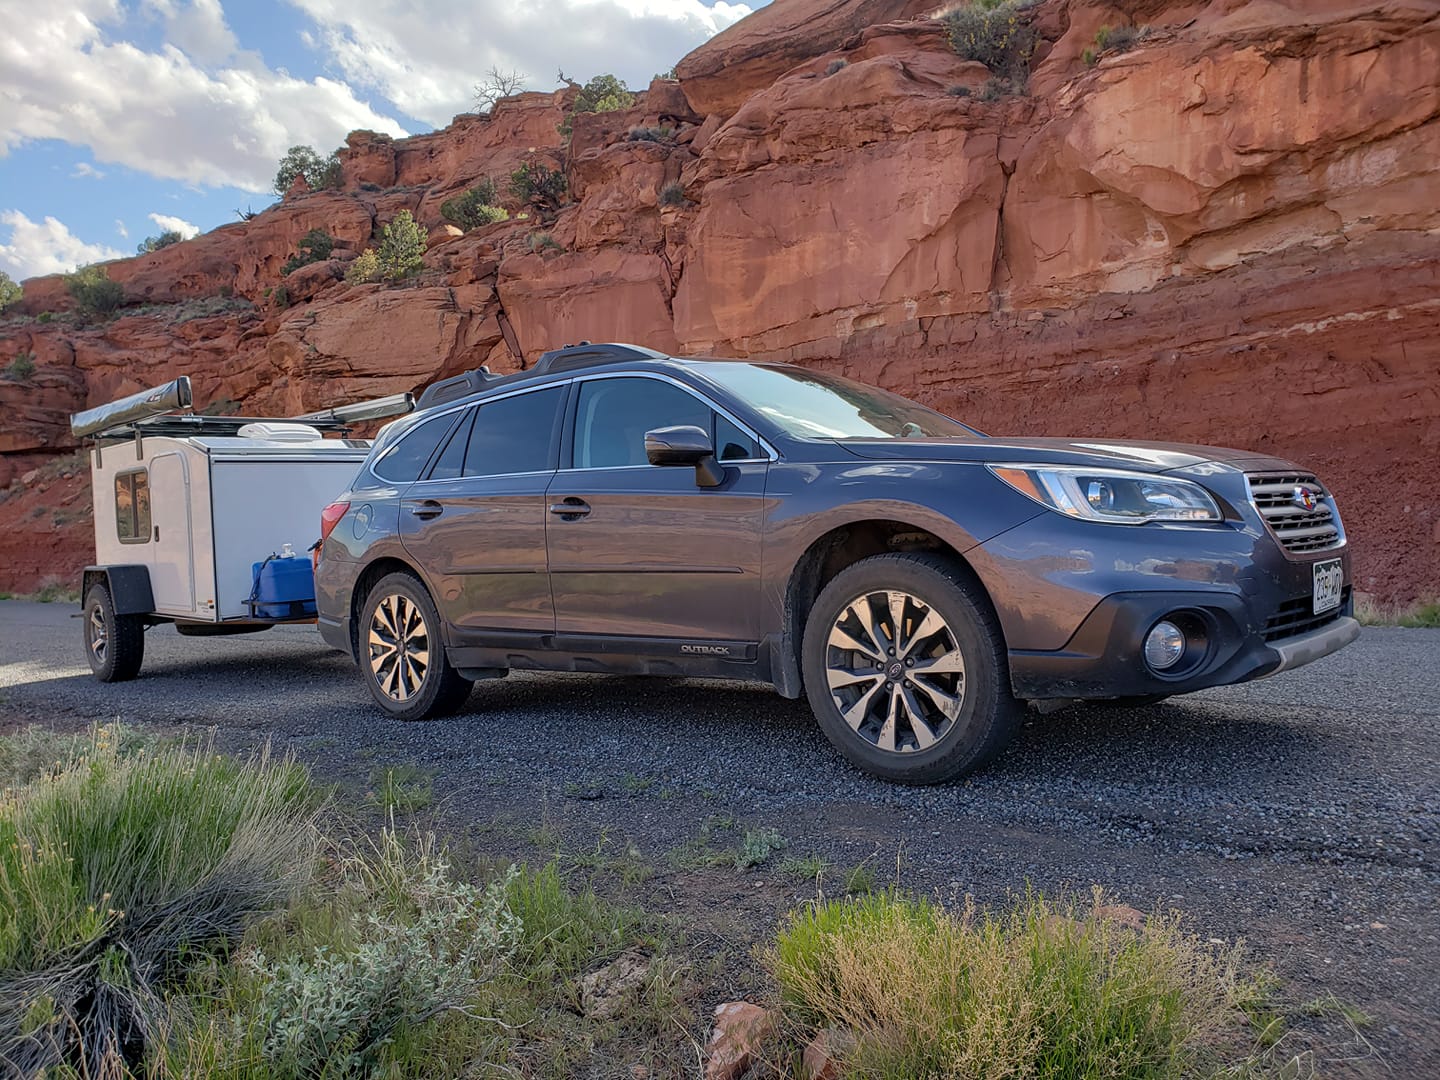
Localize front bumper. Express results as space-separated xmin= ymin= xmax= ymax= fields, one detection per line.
xmin=1008 ymin=589 xmax=1358 ymax=700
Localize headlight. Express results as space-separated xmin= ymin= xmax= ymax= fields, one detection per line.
xmin=988 ymin=465 xmax=1223 ymax=524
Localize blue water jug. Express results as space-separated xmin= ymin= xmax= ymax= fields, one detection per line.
xmin=250 ymin=545 xmax=317 ymax=619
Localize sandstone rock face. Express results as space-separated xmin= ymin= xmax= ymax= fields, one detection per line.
xmin=2 ymin=0 xmax=1436 ymax=605
xmin=675 ymin=0 xmax=936 ymax=116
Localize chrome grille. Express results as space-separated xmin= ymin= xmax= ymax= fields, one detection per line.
xmin=1247 ymin=473 xmax=1343 ymax=554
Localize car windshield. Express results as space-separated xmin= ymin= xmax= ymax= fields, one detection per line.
xmin=698 ymin=364 xmax=981 ymax=440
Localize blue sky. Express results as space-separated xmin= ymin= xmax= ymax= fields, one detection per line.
xmin=0 ymin=0 xmax=757 ymax=281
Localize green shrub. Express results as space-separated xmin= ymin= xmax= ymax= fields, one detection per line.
xmin=659 ymin=182 xmax=688 ymax=207
xmin=440 ymin=182 xmax=510 ymax=230
xmin=36 ymin=311 xmax=52 ymax=323
xmin=377 ymin=210 xmax=426 ymax=280
xmin=509 ymin=161 xmax=568 ymax=210
xmin=137 ymin=230 xmax=184 ymax=254
xmin=345 ymin=249 xmax=381 ymax=285
xmin=559 ymin=73 xmax=635 ymax=136
xmin=64 ymin=263 xmax=123 ymax=315
xmin=944 ymin=0 xmax=1037 ymax=82
xmin=1094 ymin=23 xmax=1145 ymax=55
xmin=0 ymin=270 xmax=22 ymax=311
xmin=0 ymin=731 xmax=315 ymax=1077
xmin=526 ymin=231 xmax=564 ymax=254
xmin=282 ymin=228 xmax=335 ymax=275
xmin=3 ymin=353 xmax=35 ymax=381
xmin=734 ymin=827 xmax=787 ymax=870
xmin=247 ymin=830 xmax=519 ymax=1077
xmin=947 ymin=83 xmax=973 ymax=96
xmin=273 ymin=144 xmax=342 ymax=195
xmin=771 ymin=888 xmax=1255 ymax=1079
xmin=369 ymin=764 xmax=434 ymax=813
xmin=826 ymin=58 xmax=849 ymax=75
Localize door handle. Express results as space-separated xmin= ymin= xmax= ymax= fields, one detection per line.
xmin=549 ymin=498 xmax=591 ymax=519
xmin=408 ymin=500 xmax=443 ymax=520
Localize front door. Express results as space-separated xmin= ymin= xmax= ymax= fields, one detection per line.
xmin=545 ymin=375 xmax=768 ymax=645
xmin=399 ymin=385 xmax=567 ymax=638
xmin=148 ymin=453 xmax=196 ymax=615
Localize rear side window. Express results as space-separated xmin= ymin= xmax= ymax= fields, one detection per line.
xmin=574 ymin=378 xmax=711 ymax=469
xmin=465 ymin=387 xmax=564 ymax=477
xmin=371 ymin=413 xmax=455 ymax=482
xmin=115 ymin=470 xmax=150 ymax=543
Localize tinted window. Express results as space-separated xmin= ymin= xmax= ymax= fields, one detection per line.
xmin=429 ymin=409 xmax=475 ymax=480
xmin=715 ymin=413 xmax=762 ymax=461
xmin=465 ymin=387 xmax=565 ymax=477
xmin=372 ymin=414 xmax=455 ymax=482
xmin=115 ymin=470 xmax=150 ymax=543
xmin=574 ymin=379 xmax=712 ymax=469
xmin=699 ymin=364 xmax=979 ymax=439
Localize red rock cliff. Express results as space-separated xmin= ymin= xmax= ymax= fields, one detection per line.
xmin=1 ymin=0 xmax=1436 ymax=603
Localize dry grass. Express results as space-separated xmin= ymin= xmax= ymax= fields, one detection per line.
xmin=768 ymin=887 xmax=1269 ymax=1079
xmin=1355 ymin=593 xmax=1440 ymax=628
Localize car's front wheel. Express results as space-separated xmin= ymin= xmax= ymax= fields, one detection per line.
xmin=801 ymin=553 xmax=1020 ymax=785
xmin=360 ymin=572 xmax=473 ymax=721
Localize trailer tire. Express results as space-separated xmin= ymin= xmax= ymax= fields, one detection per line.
xmin=83 ymin=583 xmax=145 ymax=682
xmin=359 ymin=572 xmax=473 ymax=721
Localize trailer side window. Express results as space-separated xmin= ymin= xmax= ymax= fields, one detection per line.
xmin=115 ymin=470 xmax=151 ymax=543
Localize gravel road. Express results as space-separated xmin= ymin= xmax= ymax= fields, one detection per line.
xmin=1 ymin=599 xmax=1435 ymax=1077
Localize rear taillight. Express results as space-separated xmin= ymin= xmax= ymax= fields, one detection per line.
xmin=319 ymin=501 xmax=350 ymax=545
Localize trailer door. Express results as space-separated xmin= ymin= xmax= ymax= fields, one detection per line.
xmin=149 ymin=452 xmax=196 ymax=615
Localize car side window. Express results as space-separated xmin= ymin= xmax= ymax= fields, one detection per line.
xmin=371 ymin=413 xmax=455 ymax=482
xmin=574 ymin=378 xmax=712 ymax=469
xmin=115 ymin=470 xmax=150 ymax=543
xmin=428 ymin=408 xmax=475 ymax=481
xmin=464 ymin=386 xmax=565 ymax=477
xmin=715 ymin=413 xmax=762 ymax=462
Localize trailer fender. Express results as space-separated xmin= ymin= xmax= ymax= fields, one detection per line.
xmin=83 ymin=565 xmax=155 ymax=615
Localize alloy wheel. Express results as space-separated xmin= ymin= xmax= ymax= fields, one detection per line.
xmin=824 ymin=589 xmax=966 ymax=754
xmin=87 ymin=604 xmax=108 ymax=664
xmin=368 ymin=593 xmax=431 ymax=702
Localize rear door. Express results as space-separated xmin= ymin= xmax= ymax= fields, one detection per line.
xmin=399 ymin=384 xmax=567 ymax=638
xmin=545 ymin=374 xmax=769 ymax=645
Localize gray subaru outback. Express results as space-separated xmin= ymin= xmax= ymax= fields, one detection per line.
xmin=315 ymin=343 xmax=1358 ymax=784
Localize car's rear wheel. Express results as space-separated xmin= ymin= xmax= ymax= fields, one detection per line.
xmin=802 ymin=553 xmax=1020 ymax=785
xmin=83 ymin=583 xmax=145 ymax=683
xmin=360 ymin=572 xmax=473 ymax=721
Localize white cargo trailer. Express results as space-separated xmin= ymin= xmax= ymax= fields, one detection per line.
xmin=71 ymin=377 xmax=412 ymax=680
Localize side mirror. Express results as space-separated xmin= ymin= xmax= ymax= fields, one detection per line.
xmin=644 ymin=425 xmax=725 ymax=488
xmin=645 ymin=425 xmax=713 ymax=466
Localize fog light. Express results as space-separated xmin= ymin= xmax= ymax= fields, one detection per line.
xmin=1144 ymin=620 xmax=1186 ymax=670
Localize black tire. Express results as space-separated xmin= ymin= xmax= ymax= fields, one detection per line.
xmin=802 ymin=553 xmax=1020 ymax=785
xmin=83 ymin=584 xmax=145 ymax=682
xmin=359 ymin=572 xmax=473 ymax=721
xmin=1093 ymin=694 xmax=1171 ymax=708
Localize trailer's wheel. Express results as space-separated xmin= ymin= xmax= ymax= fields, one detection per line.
xmin=83 ymin=583 xmax=145 ymax=682
xmin=360 ymin=572 xmax=472 ymax=721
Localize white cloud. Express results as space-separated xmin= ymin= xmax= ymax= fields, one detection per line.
xmin=0 ymin=211 xmax=126 ymax=280
xmin=147 ymin=212 xmax=200 ymax=238
xmin=71 ymin=162 xmax=107 ymax=179
xmin=288 ymin=0 xmax=753 ymax=127
xmin=116 ymin=219 xmax=130 ymax=238
xmin=0 ymin=0 xmax=408 ymax=193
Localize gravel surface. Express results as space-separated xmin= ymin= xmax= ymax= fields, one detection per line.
xmin=2 ymin=599 xmax=1436 ymax=1076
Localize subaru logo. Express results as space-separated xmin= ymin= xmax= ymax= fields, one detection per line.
xmin=1292 ymin=485 xmax=1320 ymax=512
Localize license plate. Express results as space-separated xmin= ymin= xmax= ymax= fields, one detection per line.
xmin=1312 ymin=558 xmax=1343 ymax=614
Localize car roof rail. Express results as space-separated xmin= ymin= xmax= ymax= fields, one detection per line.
xmin=415 ymin=366 xmax=504 ymax=410
xmin=529 ymin=342 xmax=672 ymax=376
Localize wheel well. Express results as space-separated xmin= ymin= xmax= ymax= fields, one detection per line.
xmin=348 ymin=557 xmax=421 ymax=658
xmin=782 ymin=521 xmax=1001 ymax=691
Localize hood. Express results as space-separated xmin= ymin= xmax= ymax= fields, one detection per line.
xmin=837 ymin=437 xmax=1297 ymax=473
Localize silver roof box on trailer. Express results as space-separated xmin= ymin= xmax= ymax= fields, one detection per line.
xmin=70 ymin=376 xmax=193 ymax=439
